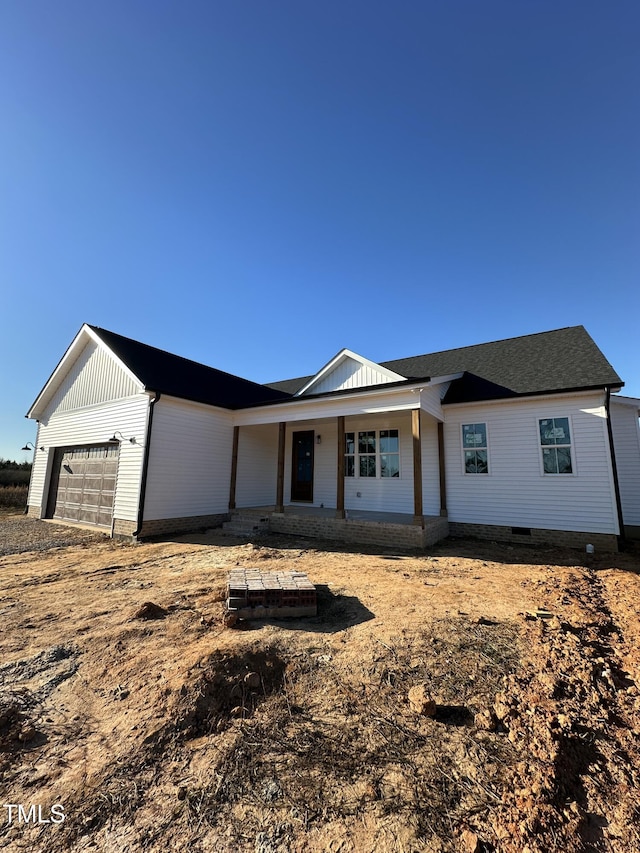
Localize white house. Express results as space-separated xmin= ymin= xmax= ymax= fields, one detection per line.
xmin=24 ymin=324 xmax=640 ymax=551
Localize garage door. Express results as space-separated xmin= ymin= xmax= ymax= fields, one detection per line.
xmin=47 ymin=445 xmax=119 ymax=528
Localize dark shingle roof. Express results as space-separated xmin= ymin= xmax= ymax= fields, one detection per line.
xmin=91 ymin=326 xmax=291 ymax=409
xmin=266 ymin=327 xmax=623 ymax=403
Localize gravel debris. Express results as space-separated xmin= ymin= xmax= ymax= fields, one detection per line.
xmin=0 ymin=513 xmax=108 ymax=557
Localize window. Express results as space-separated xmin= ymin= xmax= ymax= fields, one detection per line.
xmin=359 ymin=431 xmax=377 ymax=477
xmin=539 ymin=417 xmax=572 ymax=474
xmin=345 ymin=432 xmax=355 ymax=477
xmin=344 ymin=429 xmax=400 ymax=478
xmin=380 ymin=430 xmax=400 ymax=477
xmin=462 ymin=423 xmax=488 ymax=474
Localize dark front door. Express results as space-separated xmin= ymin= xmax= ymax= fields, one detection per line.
xmin=291 ymin=430 xmax=314 ymax=502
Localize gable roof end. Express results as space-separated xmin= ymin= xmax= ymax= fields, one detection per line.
xmin=295 ymin=348 xmax=407 ymax=396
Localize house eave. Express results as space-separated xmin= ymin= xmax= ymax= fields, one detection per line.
xmin=442 ymin=384 xmax=623 ymax=409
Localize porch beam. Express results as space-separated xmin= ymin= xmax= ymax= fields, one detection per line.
xmin=412 ymin=409 xmax=424 ymax=527
xmin=275 ymin=422 xmax=286 ymax=513
xmin=438 ymin=421 xmax=448 ymax=516
xmin=336 ymin=416 xmax=345 ymax=518
xmin=228 ymin=425 xmax=239 ymax=510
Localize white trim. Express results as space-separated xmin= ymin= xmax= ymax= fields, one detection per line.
xmin=295 ymin=348 xmax=406 ymax=396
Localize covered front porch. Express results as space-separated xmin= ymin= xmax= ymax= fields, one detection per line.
xmin=227 ymin=377 xmax=453 ymax=549
xmin=225 ymin=504 xmax=450 ymax=549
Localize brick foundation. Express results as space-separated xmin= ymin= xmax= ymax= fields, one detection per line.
xmin=135 ymin=513 xmax=230 ymax=540
xmin=112 ymin=518 xmax=138 ymax=538
xmin=26 ymin=505 xmax=41 ymax=519
xmin=268 ymin=512 xmax=449 ymax=550
xmin=448 ymin=522 xmax=619 ymax=552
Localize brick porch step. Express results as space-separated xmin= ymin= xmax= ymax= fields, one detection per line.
xmin=222 ymin=512 xmax=270 ymax=537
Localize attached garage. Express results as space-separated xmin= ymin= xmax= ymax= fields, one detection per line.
xmin=46 ymin=445 xmax=119 ymax=529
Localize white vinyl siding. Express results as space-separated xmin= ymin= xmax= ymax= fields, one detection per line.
xmin=235 ymin=424 xmax=280 ymax=508
xmin=143 ymin=397 xmax=233 ymax=519
xmin=27 ymin=395 xmax=149 ymax=522
xmin=421 ymin=416 xmax=441 ymax=516
xmin=610 ymin=400 xmax=640 ymax=527
xmin=444 ymin=393 xmax=619 ymax=534
xmin=45 ymin=341 xmax=141 ymax=414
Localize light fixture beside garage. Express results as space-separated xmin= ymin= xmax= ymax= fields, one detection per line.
xmin=21 ymin=442 xmax=45 ymax=452
xmin=108 ymin=431 xmax=137 ymax=444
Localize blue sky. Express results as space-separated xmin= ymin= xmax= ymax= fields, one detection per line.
xmin=1 ymin=0 xmax=638 ymax=461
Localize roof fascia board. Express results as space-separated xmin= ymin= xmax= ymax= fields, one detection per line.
xmin=443 ymin=387 xmax=611 ymax=411
xmin=295 ymin=348 xmax=407 ymax=396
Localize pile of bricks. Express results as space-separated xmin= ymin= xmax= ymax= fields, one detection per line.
xmin=226 ymin=569 xmax=317 ymax=618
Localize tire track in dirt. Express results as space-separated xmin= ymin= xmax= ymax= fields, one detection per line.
xmin=488 ymin=565 xmax=640 ymax=852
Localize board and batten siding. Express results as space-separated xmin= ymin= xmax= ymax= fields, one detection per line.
xmin=610 ymin=399 xmax=640 ymax=527
xmin=235 ymin=423 xmax=280 ymax=508
xmin=143 ymin=397 xmax=233 ymax=520
xmin=27 ymin=395 xmax=149 ymax=522
xmin=44 ymin=340 xmax=141 ymax=415
xmin=443 ymin=393 xmax=619 ymax=534
xmin=303 ymin=357 xmax=402 ymax=395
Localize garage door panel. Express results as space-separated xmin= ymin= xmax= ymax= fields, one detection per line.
xmin=48 ymin=445 xmax=119 ymax=529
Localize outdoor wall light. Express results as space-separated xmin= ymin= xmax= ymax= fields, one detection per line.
xmin=21 ymin=442 xmax=45 ymax=452
xmin=316 ymin=434 xmax=322 ymax=445
xmin=108 ymin=431 xmax=137 ymax=444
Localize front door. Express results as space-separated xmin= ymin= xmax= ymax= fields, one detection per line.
xmin=291 ymin=430 xmax=314 ymax=502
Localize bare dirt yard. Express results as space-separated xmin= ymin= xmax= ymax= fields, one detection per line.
xmin=1 ymin=512 xmax=639 ymax=853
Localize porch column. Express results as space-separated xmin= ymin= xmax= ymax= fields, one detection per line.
xmin=275 ymin=422 xmax=286 ymax=513
xmin=437 ymin=421 xmax=448 ymax=517
xmin=228 ymin=425 xmax=239 ymax=510
xmin=412 ymin=409 xmax=424 ymax=527
xmin=336 ymin=416 xmax=345 ymax=519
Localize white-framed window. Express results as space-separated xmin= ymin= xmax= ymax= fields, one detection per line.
xmin=344 ymin=429 xmax=400 ymax=478
xmin=462 ymin=422 xmax=488 ymax=474
xmin=539 ymin=417 xmax=573 ymax=474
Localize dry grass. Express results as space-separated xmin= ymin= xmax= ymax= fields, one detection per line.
xmin=0 ymin=485 xmax=28 ymax=509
